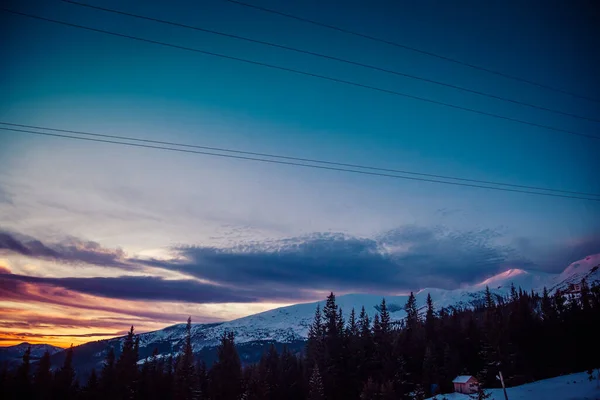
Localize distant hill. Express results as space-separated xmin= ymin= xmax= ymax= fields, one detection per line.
xmin=0 ymin=342 xmax=63 ymax=369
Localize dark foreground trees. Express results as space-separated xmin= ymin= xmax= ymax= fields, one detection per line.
xmin=1 ymin=281 xmax=599 ymax=400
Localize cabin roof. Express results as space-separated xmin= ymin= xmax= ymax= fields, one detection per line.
xmin=452 ymin=375 xmax=475 ymax=384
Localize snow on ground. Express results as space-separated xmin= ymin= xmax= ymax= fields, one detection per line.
xmin=426 ymin=372 xmax=600 ymax=400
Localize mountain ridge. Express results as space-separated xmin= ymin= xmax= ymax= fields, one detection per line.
xmin=5 ymin=254 xmax=599 ymax=374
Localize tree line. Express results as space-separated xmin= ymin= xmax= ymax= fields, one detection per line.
xmin=1 ymin=280 xmax=599 ymax=400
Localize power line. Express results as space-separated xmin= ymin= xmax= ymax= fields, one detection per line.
xmin=2 ymin=121 xmax=599 ymax=198
xmin=2 ymin=9 xmax=598 ymax=142
xmin=2 ymin=126 xmax=599 ymax=202
xmin=61 ymin=0 xmax=600 ymax=124
xmin=223 ymin=0 xmax=600 ymax=104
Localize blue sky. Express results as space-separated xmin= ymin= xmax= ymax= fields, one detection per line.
xmin=0 ymin=0 xmax=599 ymax=345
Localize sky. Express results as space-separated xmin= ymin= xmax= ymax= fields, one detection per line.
xmin=1 ymin=0 xmax=599 ymax=347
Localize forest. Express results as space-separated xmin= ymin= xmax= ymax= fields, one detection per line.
xmin=1 ymin=281 xmax=599 ymax=400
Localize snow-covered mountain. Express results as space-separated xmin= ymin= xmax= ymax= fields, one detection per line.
xmin=127 ymin=254 xmax=600 ymax=362
xmin=0 ymin=342 xmax=63 ymax=359
xmin=0 ymin=342 xmax=63 ymax=368
xmin=39 ymin=254 xmax=599 ymax=372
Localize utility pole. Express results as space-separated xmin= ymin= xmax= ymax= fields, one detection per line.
xmin=496 ymin=371 xmax=509 ymax=400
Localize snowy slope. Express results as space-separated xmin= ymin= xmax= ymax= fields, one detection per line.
xmin=0 ymin=342 xmax=63 ymax=366
xmin=129 ymin=254 xmax=600 ymax=360
xmin=425 ymin=371 xmax=600 ymax=400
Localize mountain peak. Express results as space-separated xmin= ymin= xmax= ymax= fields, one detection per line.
xmin=475 ymin=268 xmax=529 ymax=289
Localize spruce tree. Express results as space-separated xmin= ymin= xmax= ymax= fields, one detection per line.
xmin=347 ymin=308 xmax=359 ymax=337
xmin=116 ymin=326 xmax=138 ymax=399
xmin=53 ymin=345 xmax=76 ymax=400
xmin=174 ymin=317 xmax=199 ymax=400
xmin=210 ymin=332 xmax=242 ymax=400
xmin=380 ymin=380 xmax=395 ymax=400
xmin=83 ymin=369 xmax=99 ymax=400
xmin=510 ymin=283 xmax=518 ymax=302
xmin=34 ymin=350 xmax=52 ymax=400
xmin=359 ymin=378 xmax=379 ymax=400
xmin=262 ymin=344 xmax=279 ymax=400
xmin=99 ymin=348 xmax=116 ymax=398
xmin=373 ymin=314 xmax=381 ymax=337
xmin=484 ymin=286 xmax=495 ymax=310
xmin=15 ymin=346 xmax=32 ymax=398
xmin=323 ymin=292 xmax=339 ymax=338
xmin=197 ymin=360 xmax=208 ymax=399
xmin=359 ymin=306 xmax=371 ymax=339
xmin=307 ymin=305 xmax=324 ymax=370
xmin=541 ymin=287 xmax=554 ymax=320
xmin=280 ymin=347 xmax=303 ymax=400
xmin=425 ymin=293 xmax=436 ymax=340
xmin=308 ymin=365 xmax=324 ymax=400
xmin=405 ymin=292 xmax=419 ymax=330
xmin=379 ymin=298 xmax=391 ymax=336
xmin=422 ymin=344 xmax=437 ymax=397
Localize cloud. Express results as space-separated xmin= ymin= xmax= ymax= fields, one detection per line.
xmin=3 ymin=226 xmax=598 ymax=302
xmin=0 ymin=230 xmax=131 ymax=269
xmin=136 ymin=226 xmax=532 ymax=292
xmin=514 ymin=232 xmax=600 ymax=273
xmin=0 ymin=275 xmax=216 ymax=323
xmin=0 ymin=273 xmax=261 ymax=304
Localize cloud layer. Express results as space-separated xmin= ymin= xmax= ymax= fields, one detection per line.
xmin=2 ymin=226 xmax=598 ymax=307
xmin=138 ymin=227 xmax=530 ymax=293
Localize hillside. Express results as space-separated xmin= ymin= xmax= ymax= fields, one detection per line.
xmin=44 ymin=254 xmax=599 ymax=372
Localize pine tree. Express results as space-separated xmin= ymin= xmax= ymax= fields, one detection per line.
xmin=34 ymin=350 xmax=52 ymax=400
xmin=484 ymin=286 xmax=495 ymax=310
xmin=116 ymin=326 xmax=138 ymax=399
xmin=279 ymin=347 xmax=303 ymax=400
xmin=53 ymin=345 xmax=76 ymax=400
xmin=425 ymin=293 xmax=436 ymax=340
xmin=174 ymin=317 xmax=199 ymax=400
xmin=541 ymin=287 xmax=554 ymax=320
xmin=405 ymin=292 xmax=419 ymax=329
xmin=422 ymin=345 xmax=438 ymax=397
xmin=347 ymin=308 xmax=359 ymax=337
xmin=323 ymin=292 xmax=340 ymax=338
xmin=380 ymin=380 xmax=395 ymax=400
xmin=83 ymin=369 xmax=99 ymax=400
xmin=262 ymin=344 xmax=279 ymax=400
xmin=210 ymin=332 xmax=242 ymax=400
xmin=336 ymin=307 xmax=346 ymax=340
xmin=478 ymin=338 xmax=498 ymax=388
xmin=359 ymin=378 xmax=379 ymax=400
xmin=197 ymin=360 xmax=208 ymax=399
xmin=391 ymin=354 xmax=411 ymax=398
xmin=308 ymin=365 xmax=324 ymax=400
xmin=15 ymin=346 xmax=32 ymax=398
xmin=510 ymin=283 xmax=518 ymax=302
xmin=99 ymin=348 xmax=116 ymax=398
xmin=307 ymin=304 xmax=324 ymax=370
xmin=359 ymin=306 xmax=371 ymax=337
xmin=373 ymin=314 xmax=381 ymax=337
xmin=379 ymin=298 xmax=391 ymax=336
xmin=440 ymin=343 xmax=460 ymax=393
xmin=580 ymin=279 xmax=592 ymax=311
